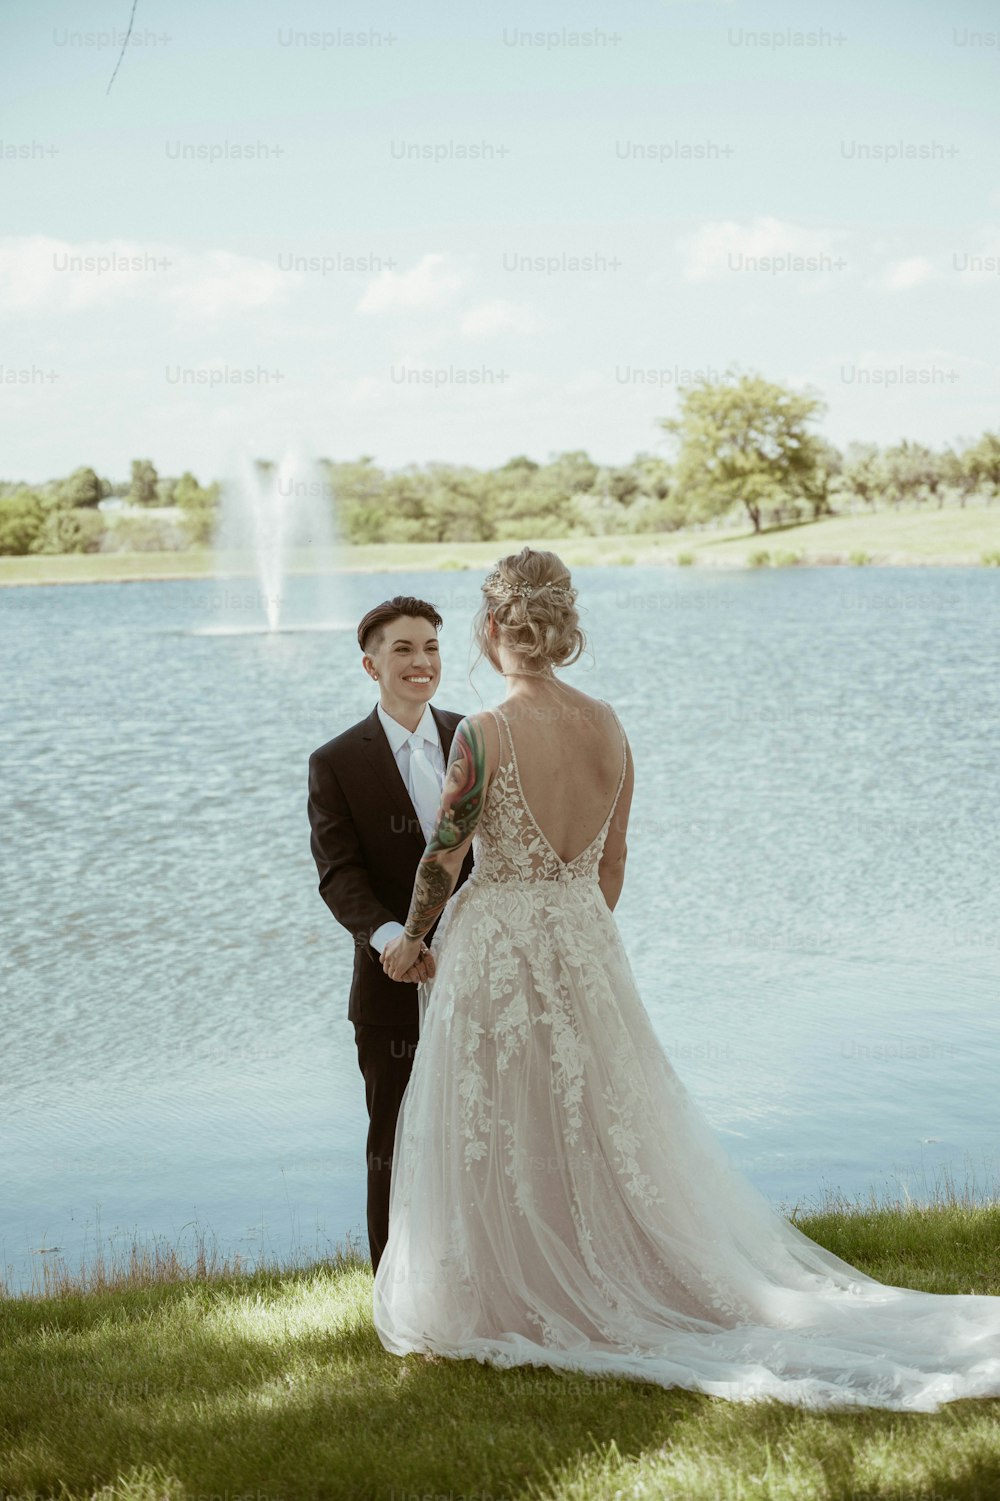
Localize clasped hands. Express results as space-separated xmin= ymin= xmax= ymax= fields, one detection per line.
xmin=381 ymin=932 xmax=437 ymax=984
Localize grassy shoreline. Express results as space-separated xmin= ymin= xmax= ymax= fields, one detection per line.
xmin=2 ymin=507 xmax=999 ymax=587
xmin=3 ymin=1180 xmax=1000 ymax=1499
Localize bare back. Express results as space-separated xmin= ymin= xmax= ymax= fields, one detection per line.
xmin=482 ymin=688 xmax=633 ymax=868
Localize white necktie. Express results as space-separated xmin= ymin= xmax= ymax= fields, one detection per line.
xmin=407 ymin=731 xmax=443 ymax=842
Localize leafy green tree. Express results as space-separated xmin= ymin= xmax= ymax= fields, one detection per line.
xmin=423 ymin=464 xmax=497 ymax=542
xmin=805 ymin=437 xmax=842 ymax=521
xmin=880 ymin=442 xmax=945 ymax=509
xmin=322 ymin=457 xmax=388 ymax=544
xmin=626 ymin=452 xmax=681 ymax=532
xmin=0 ymin=490 xmax=45 ymax=553
xmin=544 ymin=450 xmax=599 ymax=499
xmin=937 ymin=446 xmax=971 ymax=506
xmin=128 ymin=458 xmax=159 ymax=507
xmin=174 ymin=470 xmax=220 ymax=545
xmin=568 ymin=489 xmax=626 ymax=536
xmin=485 ymin=457 xmax=564 ymax=540
xmin=173 ymin=470 xmax=209 ymax=507
xmin=498 ymin=451 xmax=599 ymax=539
xmin=961 ymin=431 xmax=1000 ymax=502
xmin=29 ymin=507 xmax=105 ymax=554
xmin=839 ymin=442 xmax=885 ymax=511
xmin=380 ymin=466 xmax=435 ymax=543
xmin=500 ymin=455 xmax=539 ymax=478
xmin=631 ymin=452 xmax=672 ymax=501
xmin=59 ymin=466 xmax=106 ymax=508
xmin=661 ymin=371 xmax=827 ymax=533
xmin=564 ymin=462 xmax=642 ymax=535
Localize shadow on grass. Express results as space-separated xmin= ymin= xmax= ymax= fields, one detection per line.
xmin=692 ymin=515 xmax=837 ymax=550
xmin=4 ymin=1248 xmax=1000 ymax=1501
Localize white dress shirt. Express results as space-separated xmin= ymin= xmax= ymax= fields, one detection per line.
xmin=369 ymin=702 xmax=446 ymax=956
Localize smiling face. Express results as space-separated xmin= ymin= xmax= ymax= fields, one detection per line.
xmin=363 ymin=614 xmax=441 ymax=721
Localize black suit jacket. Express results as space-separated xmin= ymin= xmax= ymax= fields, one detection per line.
xmin=308 ymin=702 xmax=476 ymax=1026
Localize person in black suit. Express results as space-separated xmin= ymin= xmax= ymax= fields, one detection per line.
xmin=307 ymin=594 xmax=475 ymax=1273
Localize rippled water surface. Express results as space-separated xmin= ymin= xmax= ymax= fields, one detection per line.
xmin=3 ymin=565 xmax=998 ymax=1293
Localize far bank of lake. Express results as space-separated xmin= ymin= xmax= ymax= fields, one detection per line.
xmin=1 ymin=506 xmax=999 ymax=587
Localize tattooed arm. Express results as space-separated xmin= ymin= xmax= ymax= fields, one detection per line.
xmin=381 ymin=714 xmax=490 ymax=982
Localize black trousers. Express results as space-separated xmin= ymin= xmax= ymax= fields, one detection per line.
xmin=353 ymin=1020 xmax=421 ymax=1273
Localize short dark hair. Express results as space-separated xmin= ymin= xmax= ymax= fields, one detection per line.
xmin=357 ymin=595 xmax=443 ymax=654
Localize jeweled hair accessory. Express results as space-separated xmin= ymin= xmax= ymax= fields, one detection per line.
xmin=482 ymin=566 xmax=576 ymax=605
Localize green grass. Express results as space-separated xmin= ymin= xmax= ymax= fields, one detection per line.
xmin=3 ymin=1184 xmax=1000 ymax=1500
xmin=1 ymin=505 xmax=999 ymax=587
xmin=689 ymin=504 xmax=1000 ymax=566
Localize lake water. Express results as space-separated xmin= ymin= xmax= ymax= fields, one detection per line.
xmin=3 ymin=564 xmax=999 ymax=1295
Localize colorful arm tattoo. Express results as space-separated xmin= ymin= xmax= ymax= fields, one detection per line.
xmin=402 ymin=716 xmax=489 ymax=940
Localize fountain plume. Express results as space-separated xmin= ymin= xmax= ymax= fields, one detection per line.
xmin=212 ymin=447 xmax=342 ymax=633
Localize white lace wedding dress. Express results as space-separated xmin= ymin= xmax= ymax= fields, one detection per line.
xmin=373 ymin=702 xmax=1000 ymax=1411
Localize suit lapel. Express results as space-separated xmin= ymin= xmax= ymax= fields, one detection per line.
xmin=360 ymin=702 xmax=457 ymax=858
xmin=430 ymin=702 xmax=459 ymax=762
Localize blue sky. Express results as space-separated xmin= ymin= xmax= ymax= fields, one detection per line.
xmin=3 ymin=0 xmax=999 ymax=483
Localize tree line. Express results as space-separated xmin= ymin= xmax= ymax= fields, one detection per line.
xmin=2 ymin=372 xmax=998 ymax=555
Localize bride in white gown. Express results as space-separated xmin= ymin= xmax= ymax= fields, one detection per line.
xmin=373 ymin=546 xmax=1000 ymax=1412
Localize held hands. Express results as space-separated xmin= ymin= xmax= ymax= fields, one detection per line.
xmin=382 ymin=933 xmax=436 ymax=984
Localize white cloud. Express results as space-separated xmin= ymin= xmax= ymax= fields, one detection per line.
xmin=0 ymin=236 xmax=290 ymax=319
xmin=0 ymin=235 xmax=63 ymax=311
xmin=677 ymin=216 xmax=842 ymax=281
xmin=0 ymin=235 xmax=165 ymax=313
xmin=459 ymin=299 xmax=537 ymax=337
xmin=356 ymin=252 xmax=467 ymax=314
xmin=881 ymin=256 xmax=935 ymax=290
xmin=162 ymin=250 xmax=290 ymax=319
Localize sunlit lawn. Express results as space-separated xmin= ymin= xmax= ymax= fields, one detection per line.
xmin=692 ymin=503 xmax=1000 ymax=564
xmin=1 ymin=506 xmax=999 ymax=587
xmin=3 ymin=1184 xmax=1000 ymax=1501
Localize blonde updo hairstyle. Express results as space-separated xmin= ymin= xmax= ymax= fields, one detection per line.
xmin=472 ymin=547 xmax=586 ymax=676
